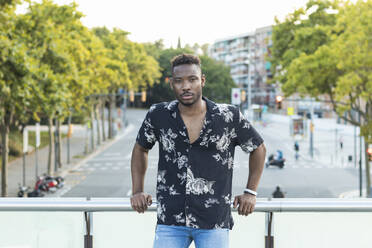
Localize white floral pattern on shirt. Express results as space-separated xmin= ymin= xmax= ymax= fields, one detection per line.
xmin=213 ymin=104 xmax=234 ymax=123
xmin=204 ymin=198 xmax=220 ymax=208
xmin=241 ymin=138 xmax=258 ymax=153
xmin=159 ymin=128 xmax=177 ymax=153
xmin=174 ymin=212 xmax=186 ymax=223
xmin=186 ymin=168 xmax=215 ymax=195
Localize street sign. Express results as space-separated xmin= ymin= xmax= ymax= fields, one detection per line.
xmin=231 ymin=88 xmax=241 ymax=105
xmin=287 ymin=107 xmax=294 ymax=116
xmin=36 ymin=123 xmax=40 ymax=148
xmin=23 ymin=128 xmax=28 ymax=153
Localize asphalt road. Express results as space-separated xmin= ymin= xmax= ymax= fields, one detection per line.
xmin=61 ymin=108 xmax=360 ymax=198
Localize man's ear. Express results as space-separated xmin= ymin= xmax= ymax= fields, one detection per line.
xmin=201 ymin=74 xmax=206 ymax=88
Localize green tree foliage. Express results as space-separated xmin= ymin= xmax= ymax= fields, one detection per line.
xmin=0 ymin=0 xmax=34 ymax=196
xmin=200 ymin=55 xmax=236 ymax=103
xmin=271 ymin=0 xmax=372 ymax=195
xmin=0 ymin=0 xmax=162 ymax=194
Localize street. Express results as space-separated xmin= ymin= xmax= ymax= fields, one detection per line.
xmin=60 ymin=108 xmax=361 ymax=198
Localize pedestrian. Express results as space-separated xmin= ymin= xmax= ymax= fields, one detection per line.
xmin=130 ymin=54 xmax=266 ymax=248
xmin=339 ymin=136 xmax=343 ymax=150
xmin=272 ymin=186 xmax=285 ymax=198
xmin=294 ymin=141 xmax=299 ymax=160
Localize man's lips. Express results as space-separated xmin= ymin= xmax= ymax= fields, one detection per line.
xmin=181 ymin=93 xmax=193 ymax=99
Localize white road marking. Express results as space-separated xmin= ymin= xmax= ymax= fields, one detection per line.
xmin=91 ymin=157 xmax=126 ymax=161
xmin=103 ymin=152 xmax=121 ymax=156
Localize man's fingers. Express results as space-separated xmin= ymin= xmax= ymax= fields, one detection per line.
xmin=238 ymin=201 xmax=245 ymax=215
xmin=146 ymin=195 xmax=152 ymax=206
xmin=233 ymin=197 xmax=238 ymax=209
xmin=248 ymin=204 xmax=255 ymax=214
xmin=131 ymin=194 xmax=148 ymax=213
xmin=242 ymin=204 xmax=249 ymax=216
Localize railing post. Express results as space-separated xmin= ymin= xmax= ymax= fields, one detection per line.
xmin=84 ymin=211 xmax=93 ymax=248
xmin=265 ymin=212 xmax=274 ymax=248
xmin=84 ymin=197 xmax=93 ymax=248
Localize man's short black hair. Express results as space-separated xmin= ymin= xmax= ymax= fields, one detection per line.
xmin=171 ymin=54 xmax=201 ymax=74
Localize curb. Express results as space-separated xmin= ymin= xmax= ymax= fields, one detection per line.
xmin=338 ymin=189 xmax=367 ymax=198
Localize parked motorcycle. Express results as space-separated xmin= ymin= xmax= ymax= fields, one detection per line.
xmin=265 ymin=154 xmax=286 ymax=169
xmin=17 ymin=174 xmax=64 ymax=197
xmin=17 ymin=184 xmax=44 ymax=197
xmin=36 ymin=174 xmax=64 ymax=192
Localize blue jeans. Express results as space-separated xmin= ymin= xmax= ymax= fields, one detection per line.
xmin=153 ymin=224 xmax=229 ymax=248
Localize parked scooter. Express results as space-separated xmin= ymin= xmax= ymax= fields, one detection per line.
xmin=36 ymin=174 xmax=64 ymax=192
xmin=17 ymin=174 xmax=64 ymax=197
xmin=17 ymin=184 xmax=30 ymax=197
xmin=265 ymin=154 xmax=286 ymax=169
xmin=17 ymin=183 xmax=44 ymax=197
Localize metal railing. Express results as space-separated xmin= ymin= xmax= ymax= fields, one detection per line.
xmin=1 ymin=198 xmax=372 ymax=248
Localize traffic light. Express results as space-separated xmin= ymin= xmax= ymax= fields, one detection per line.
xmin=241 ymin=90 xmax=246 ymax=102
xmin=129 ymin=90 xmax=135 ymax=102
xmin=368 ymin=148 xmax=372 ymax=162
xmin=141 ymin=91 xmax=146 ymax=102
xmin=276 ymin=95 xmax=283 ymax=109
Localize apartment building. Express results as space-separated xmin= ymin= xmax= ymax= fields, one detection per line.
xmin=209 ymin=26 xmax=276 ymax=106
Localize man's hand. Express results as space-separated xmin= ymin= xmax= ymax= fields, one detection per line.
xmin=233 ymin=194 xmax=256 ymax=216
xmin=130 ymin=192 xmax=152 ymax=213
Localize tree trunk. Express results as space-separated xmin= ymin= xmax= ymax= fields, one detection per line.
xmin=57 ymin=119 xmax=62 ymax=168
xmin=95 ymin=103 xmax=101 ymax=146
xmin=84 ymin=122 xmax=89 ymax=154
xmin=365 ymin=141 xmax=371 ymax=197
xmin=1 ymin=124 xmax=9 ymax=197
xmin=108 ymin=94 xmax=114 ymax=139
xmin=90 ymin=105 xmax=95 ymax=151
xmin=47 ymin=117 xmax=54 ymax=176
xmin=101 ymin=98 xmax=106 ymax=142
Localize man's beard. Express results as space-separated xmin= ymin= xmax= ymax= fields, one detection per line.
xmin=175 ymin=91 xmax=202 ymax=107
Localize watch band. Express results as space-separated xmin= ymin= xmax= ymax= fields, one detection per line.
xmin=244 ymin=188 xmax=257 ymax=196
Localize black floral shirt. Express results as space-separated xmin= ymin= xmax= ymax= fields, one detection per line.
xmin=136 ymin=97 xmax=264 ymax=230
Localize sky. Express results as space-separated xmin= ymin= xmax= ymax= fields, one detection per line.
xmin=18 ymin=0 xmax=312 ymax=47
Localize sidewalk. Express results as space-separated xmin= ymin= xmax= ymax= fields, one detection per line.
xmin=1 ymin=120 xmax=124 ymax=197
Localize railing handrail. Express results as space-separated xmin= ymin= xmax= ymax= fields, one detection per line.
xmin=1 ymin=198 xmax=372 ymax=212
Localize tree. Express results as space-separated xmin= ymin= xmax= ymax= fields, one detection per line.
xmin=0 ymin=0 xmax=34 ymax=196
xmin=271 ymin=0 xmax=372 ymax=195
xmin=17 ymin=0 xmax=90 ymax=174
xmin=200 ymin=55 xmax=236 ymax=103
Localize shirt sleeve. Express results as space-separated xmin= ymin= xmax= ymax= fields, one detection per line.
xmin=136 ymin=108 xmax=157 ymax=150
xmin=234 ymin=108 xmax=264 ymax=153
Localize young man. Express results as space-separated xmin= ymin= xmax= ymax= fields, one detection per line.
xmin=131 ymin=54 xmax=266 ymax=248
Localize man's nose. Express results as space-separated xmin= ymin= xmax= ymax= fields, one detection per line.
xmin=181 ymin=80 xmax=191 ymax=90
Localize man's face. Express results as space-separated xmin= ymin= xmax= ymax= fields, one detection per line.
xmin=170 ymin=64 xmax=205 ymax=107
